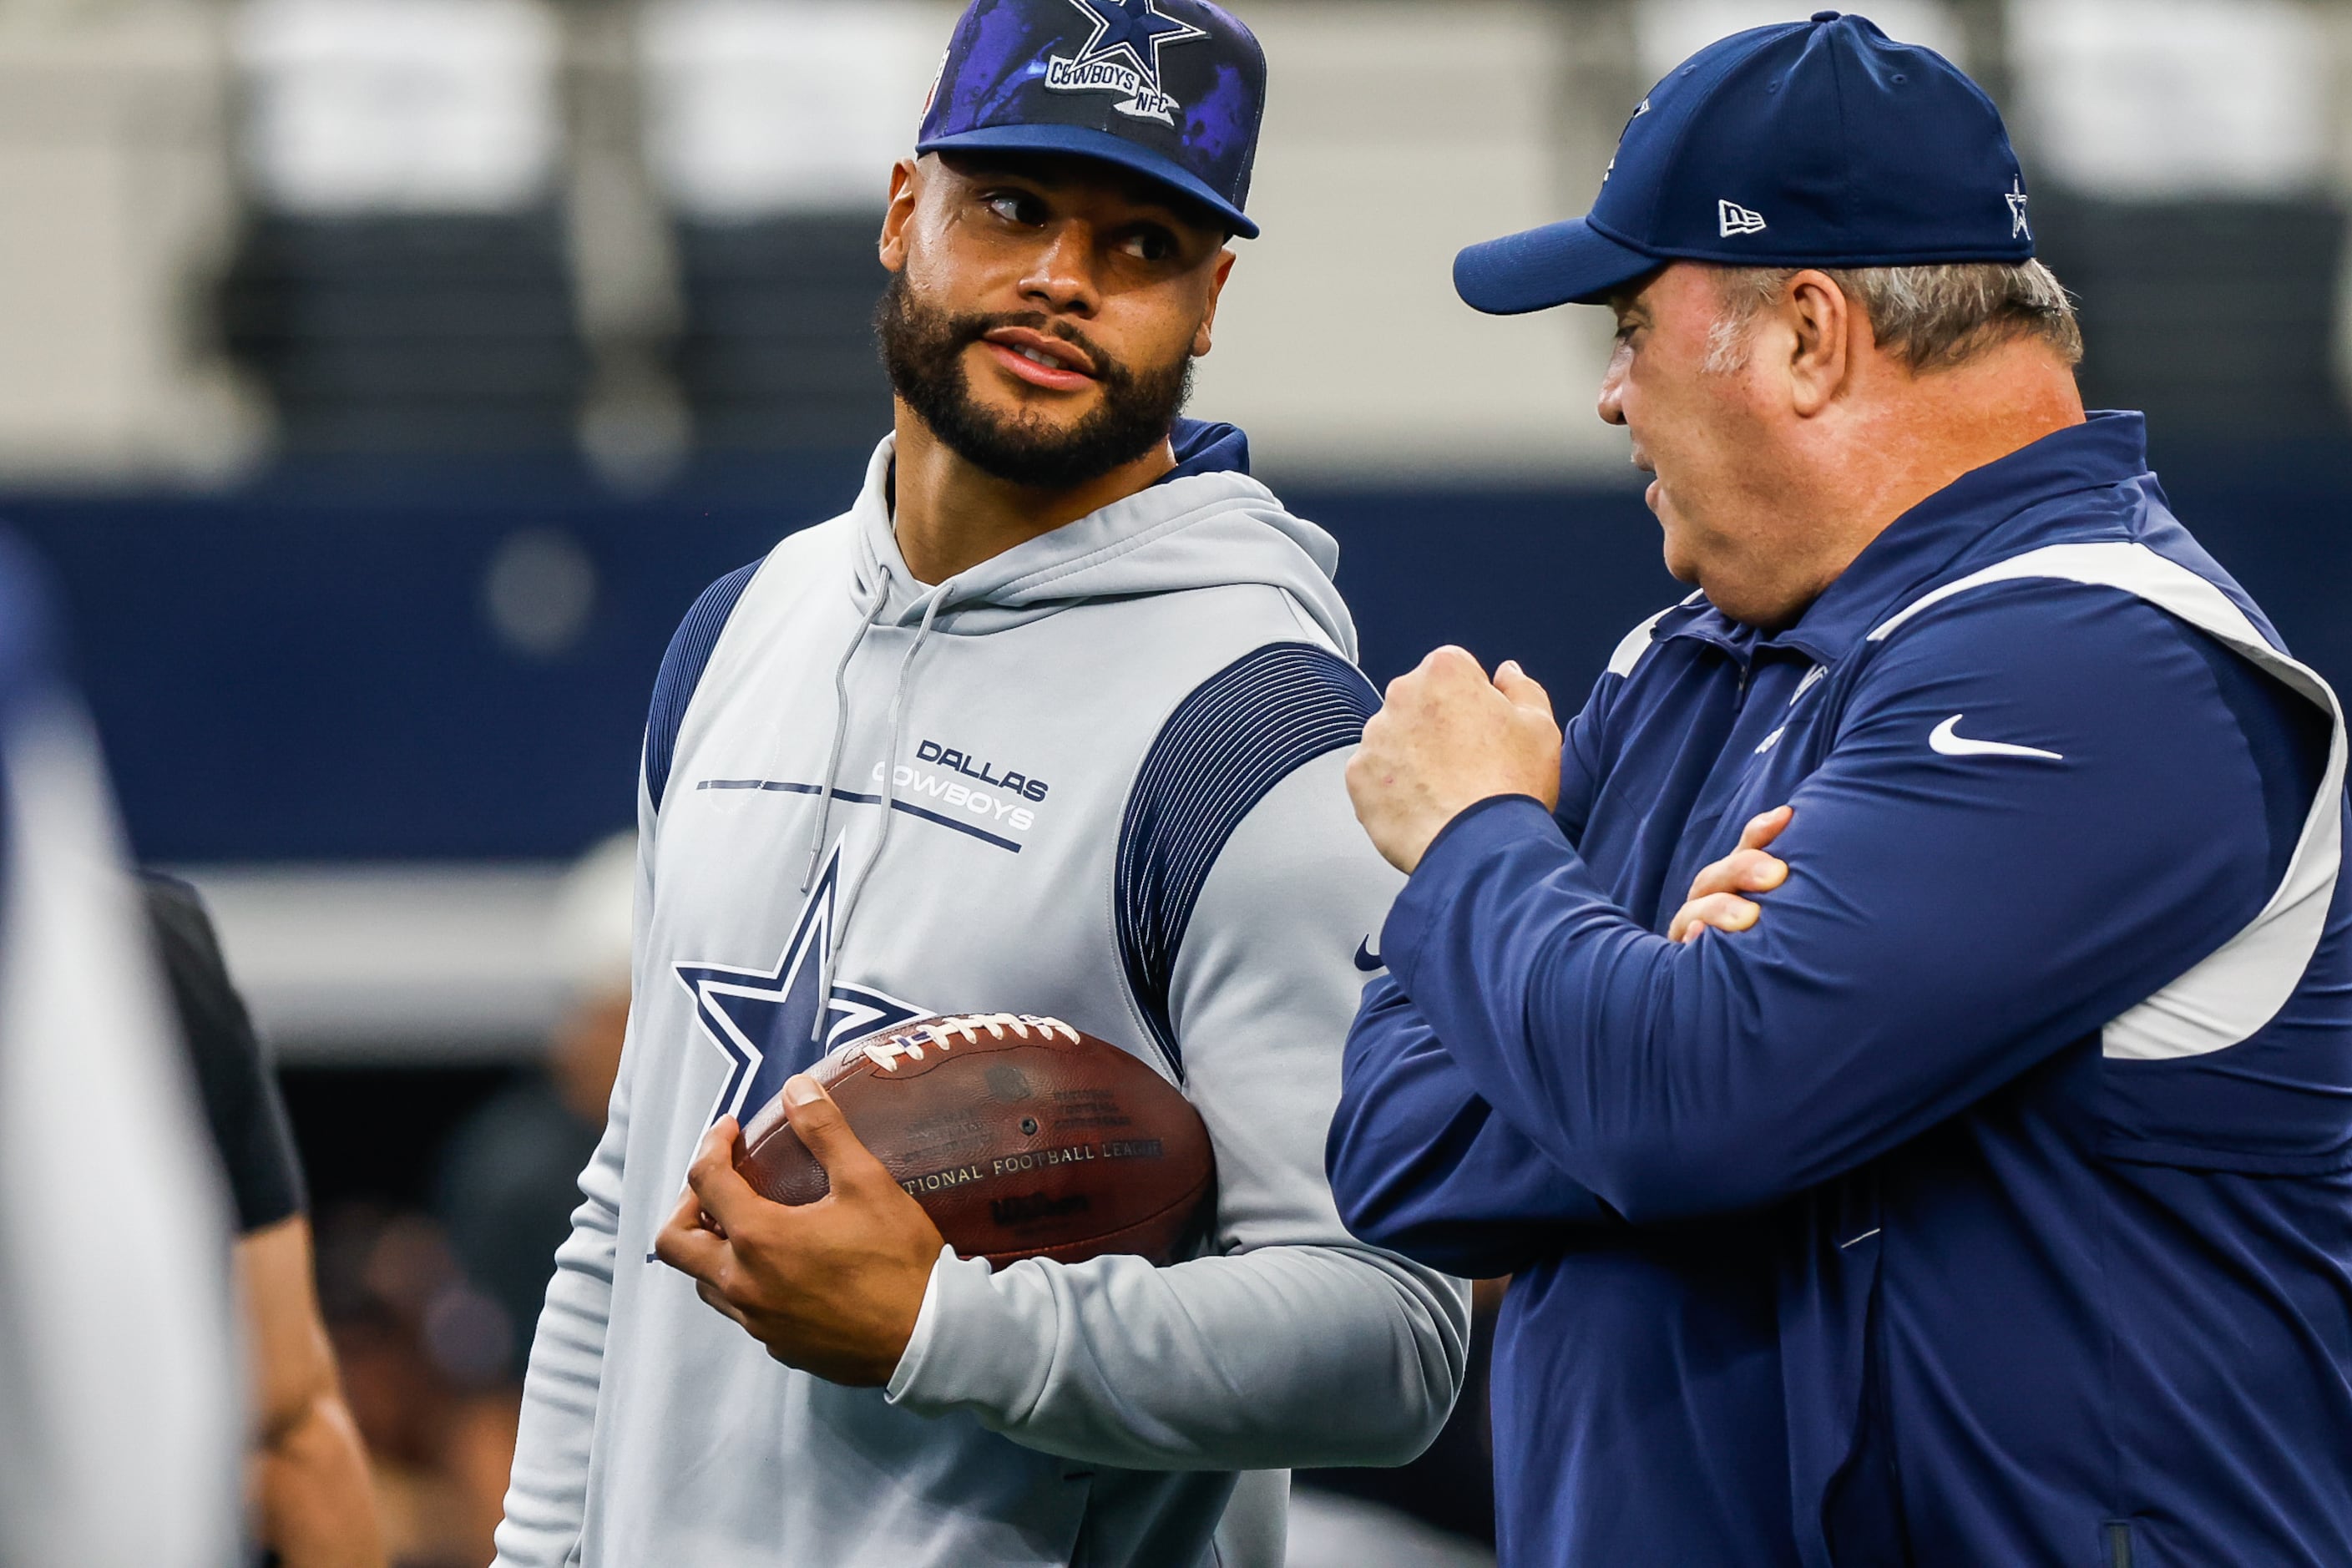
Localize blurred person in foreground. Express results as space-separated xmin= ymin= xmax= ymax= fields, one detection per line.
xmin=1332 ymin=13 xmax=2352 ymax=1567
xmin=494 ymin=3 xmax=1467 ymax=1565
xmin=0 ymin=539 xmax=240 ymax=1567
xmin=143 ymin=873 xmax=386 ymax=1568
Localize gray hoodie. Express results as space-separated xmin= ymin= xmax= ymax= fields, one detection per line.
xmin=494 ymin=426 xmax=1470 ymax=1568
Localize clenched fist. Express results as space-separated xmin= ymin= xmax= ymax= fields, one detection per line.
xmin=1347 ymin=646 xmax=1564 ymax=874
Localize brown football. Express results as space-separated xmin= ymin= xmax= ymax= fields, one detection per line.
xmin=736 ymin=1013 xmax=1216 ymax=1268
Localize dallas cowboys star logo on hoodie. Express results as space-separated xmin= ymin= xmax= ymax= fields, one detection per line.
xmin=672 ymin=848 xmax=923 ymax=1128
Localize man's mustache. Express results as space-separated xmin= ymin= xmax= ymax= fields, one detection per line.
xmin=956 ymin=314 xmax=1125 ymax=384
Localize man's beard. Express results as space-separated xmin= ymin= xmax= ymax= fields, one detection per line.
xmin=874 ymin=271 xmax=1193 ymax=489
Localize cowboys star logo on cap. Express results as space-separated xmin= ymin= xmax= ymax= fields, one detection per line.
xmin=1046 ymin=0 xmax=1209 ymax=124
xmin=918 ymin=0 xmax=1267 ymax=238
xmin=2006 ymin=176 xmax=2031 ymax=239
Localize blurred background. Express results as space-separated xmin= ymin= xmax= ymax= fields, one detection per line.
xmin=2 ymin=0 xmax=2347 ymax=1561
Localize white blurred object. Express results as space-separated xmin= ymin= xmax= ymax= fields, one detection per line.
xmin=1284 ymin=1487 xmax=1496 ymax=1568
xmin=1635 ymin=0 xmax=1967 ymax=83
xmin=0 ymin=700 xmax=239 ymax=1568
xmin=2010 ymin=0 xmax=2330 ymax=196
xmin=180 ymin=862 xmax=574 ymax=1060
xmin=235 ymin=0 xmax=562 ymax=213
xmin=483 ymin=527 xmax=600 ymax=660
xmin=1191 ymin=2 xmax=1621 ymax=481
xmin=640 ymin=0 xmax=953 ymax=219
xmin=549 ymin=830 xmax=638 ymax=998
xmin=0 ymin=9 xmax=264 ymax=483
xmin=180 ymin=846 xmax=639 ymax=1061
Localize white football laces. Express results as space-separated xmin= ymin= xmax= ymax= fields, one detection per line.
xmin=857 ymin=1012 xmax=1080 ymax=1072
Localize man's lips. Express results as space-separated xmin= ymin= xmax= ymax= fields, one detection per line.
xmin=979 ymin=327 xmax=1096 ymax=392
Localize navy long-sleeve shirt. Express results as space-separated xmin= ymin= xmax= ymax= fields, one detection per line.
xmin=1329 ymin=415 xmax=2352 ymax=1567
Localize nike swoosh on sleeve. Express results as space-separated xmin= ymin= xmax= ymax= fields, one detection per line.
xmin=1929 ymin=714 xmax=2064 ymax=761
xmin=1353 ymin=938 xmax=1385 ymax=972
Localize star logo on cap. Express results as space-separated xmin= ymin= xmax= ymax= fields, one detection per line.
xmin=2006 ymin=177 xmax=2031 ymax=239
xmin=1065 ymin=0 xmax=1206 ymax=94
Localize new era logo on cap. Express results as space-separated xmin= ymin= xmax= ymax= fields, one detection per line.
xmin=1453 ymin=13 xmax=2037 ymax=316
xmin=1718 ymin=200 xmax=1768 ymax=237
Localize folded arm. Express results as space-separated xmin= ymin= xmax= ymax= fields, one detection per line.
xmin=1328 ymin=976 xmax=1616 ymax=1276
xmin=1326 ymin=660 xmax=1632 ymax=1272
xmin=1385 ymin=586 xmax=2310 ymax=1222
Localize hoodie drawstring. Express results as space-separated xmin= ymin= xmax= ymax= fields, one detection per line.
xmin=809 ymin=577 xmax=952 ymax=1045
xmin=802 ymin=569 xmax=891 ymax=894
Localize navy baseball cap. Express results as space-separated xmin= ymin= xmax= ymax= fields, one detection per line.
xmin=917 ymin=0 xmax=1267 ymax=240
xmin=1456 ymin=11 xmax=2032 ymax=314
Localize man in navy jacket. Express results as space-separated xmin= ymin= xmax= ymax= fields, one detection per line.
xmin=1331 ymin=14 xmax=2352 ymax=1567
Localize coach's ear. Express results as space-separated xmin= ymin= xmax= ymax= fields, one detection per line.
xmin=879 ymin=157 xmax=921 ymax=273
xmin=1782 ymin=268 xmax=1854 ymax=420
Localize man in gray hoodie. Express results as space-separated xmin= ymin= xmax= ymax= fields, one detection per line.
xmin=491 ymin=4 xmax=1469 ymax=1565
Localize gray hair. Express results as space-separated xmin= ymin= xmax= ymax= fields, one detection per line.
xmin=1703 ymin=260 xmax=2082 ymax=375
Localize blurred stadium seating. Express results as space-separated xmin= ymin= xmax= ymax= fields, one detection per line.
xmin=0 ymin=1 xmax=2345 ymax=1560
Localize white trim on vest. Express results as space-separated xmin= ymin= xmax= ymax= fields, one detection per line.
xmin=1867 ymin=541 xmax=2347 ymax=1062
xmin=1607 ymin=592 xmax=1707 ymax=679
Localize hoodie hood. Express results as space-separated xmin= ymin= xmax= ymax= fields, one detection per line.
xmin=848 ymin=418 xmax=1358 ymax=660
xmin=797 ymin=417 xmax=1362 ymax=987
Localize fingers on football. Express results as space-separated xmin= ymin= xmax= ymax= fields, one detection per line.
xmin=781 ymin=1076 xmax=891 ymax=1192
xmin=685 ymin=1117 xmax=766 ymax=1234
xmin=1671 ymin=892 xmax=1761 ymax=943
xmin=655 ymin=1187 xmax=731 ymax=1283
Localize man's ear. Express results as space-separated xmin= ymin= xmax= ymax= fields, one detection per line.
xmin=1191 ymin=247 xmax=1237 ymax=358
xmin=1783 ymin=269 xmax=1854 ymax=418
xmin=878 ymin=157 xmax=921 ymax=273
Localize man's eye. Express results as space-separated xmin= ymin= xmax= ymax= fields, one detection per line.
xmin=1120 ymin=228 xmax=1177 ymax=262
xmin=984 ymin=191 xmax=1044 ymax=225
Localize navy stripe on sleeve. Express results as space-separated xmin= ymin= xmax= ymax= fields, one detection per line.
xmin=644 ymin=560 xmax=760 ymax=813
xmin=1115 ymin=642 xmax=1378 ymax=1076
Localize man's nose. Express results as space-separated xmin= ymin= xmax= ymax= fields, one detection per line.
xmin=1019 ymin=225 xmax=1101 ymax=317
xmin=1596 ymin=341 xmax=1630 ymax=427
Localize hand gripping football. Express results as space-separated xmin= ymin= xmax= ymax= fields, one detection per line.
xmin=736 ymin=1013 xmax=1217 ymax=1268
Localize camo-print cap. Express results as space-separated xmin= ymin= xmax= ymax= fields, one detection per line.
xmin=917 ymin=0 xmax=1267 ymax=240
